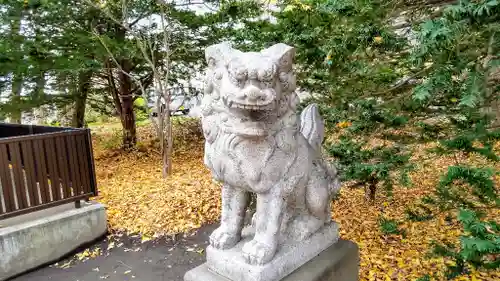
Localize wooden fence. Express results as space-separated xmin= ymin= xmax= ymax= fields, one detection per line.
xmin=0 ymin=123 xmax=97 ymax=220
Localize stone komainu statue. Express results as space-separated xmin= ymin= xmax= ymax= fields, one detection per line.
xmin=200 ymin=42 xmax=341 ymax=266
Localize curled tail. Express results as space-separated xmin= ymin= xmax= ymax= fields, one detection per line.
xmin=300 ymin=103 xmax=341 ymax=197
xmin=300 ymin=103 xmax=325 ymax=152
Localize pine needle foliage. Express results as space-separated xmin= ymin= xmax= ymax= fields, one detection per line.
xmin=231 ymin=0 xmax=500 ymax=278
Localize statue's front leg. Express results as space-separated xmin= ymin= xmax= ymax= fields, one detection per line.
xmin=210 ymin=185 xmax=248 ymax=250
xmin=242 ymin=189 xmax=285 ymax=265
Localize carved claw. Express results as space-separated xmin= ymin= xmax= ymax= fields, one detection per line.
xmin=210 ymin=227 xmax=241 ymax=250
xmin=242 ymin=239 xmax=277 ymax=265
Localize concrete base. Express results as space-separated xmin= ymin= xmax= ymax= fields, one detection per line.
xmin=185 ymin=239 xmax=359 ymax=281
xmin=0 ymin=201 xmax=107 ymax=281
xmin=205 ymin=222 xmax=339 ymax=281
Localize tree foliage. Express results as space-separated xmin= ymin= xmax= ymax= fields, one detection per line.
xmin=0 ymin=0 xmax=239 ymax=147
xmin=230 ymin=0 xmax=499 ymax=278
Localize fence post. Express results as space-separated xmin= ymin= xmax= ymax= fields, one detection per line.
xmin=85 ymin=129 xmax=98 ymax=196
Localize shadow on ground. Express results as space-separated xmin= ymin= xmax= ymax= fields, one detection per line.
xmin=10 ymin=224 xmax=218 ymax=281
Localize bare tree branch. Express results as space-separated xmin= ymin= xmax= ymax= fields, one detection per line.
xmin=105 ymin=61 xmax=123 ymax=116
xmin=90 ymin=27 xmax=148 ymax=99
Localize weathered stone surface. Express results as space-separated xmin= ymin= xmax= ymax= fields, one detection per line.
xmin=200 ymin=41 xmax=341 ymax=267
xmin=206 ymin=222 xmax=339 ymax=281
xmin=184 ymin=239 xmax=359 ymax=281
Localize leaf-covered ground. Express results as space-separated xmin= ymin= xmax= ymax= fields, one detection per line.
xmin=90 ymin=120 xmax=499 ymax=281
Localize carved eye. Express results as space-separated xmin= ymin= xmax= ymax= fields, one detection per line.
xmin=229 ymin=73 xmax=245 ymax=87
xmin=278 ymin=53 xmax=293 ymax=71
xmin=214 ymin=69 xmax=223 ymax=80
xmin=248 ymin=69 xmax=258 ymax=80
xmin=229 ymin=74 xmax=238 ymax=84
xmin=208 ymin=58 xmax=216 ymax=67
xmin=279 ymin=72 xmax=288 ymax=83
xmin=227 ymin=66 xmax=247 ymax=87
xmin=234 ymin=67 xmax=247 ymax=80
xmin=261 ymin=80 xmax=273 ymax=88
xmin=258 ymin=65 xmax=276 ymax=82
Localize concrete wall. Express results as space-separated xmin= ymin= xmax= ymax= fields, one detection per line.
xmin=0 ymin=201 xmax=107 ymax=280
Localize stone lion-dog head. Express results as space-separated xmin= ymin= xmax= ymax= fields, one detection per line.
xmin=202 ymin=42 xmax=300 ymax=139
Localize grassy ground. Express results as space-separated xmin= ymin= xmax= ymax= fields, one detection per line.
xmin=89 ymin=119 xmax=499 ymax=281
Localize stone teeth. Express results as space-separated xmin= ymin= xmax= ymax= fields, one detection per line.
xmin=227 ymin=100 xmax=272 ymax=111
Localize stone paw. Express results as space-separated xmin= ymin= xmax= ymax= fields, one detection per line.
xmin=242 ymin=239 xmax=277 ymax=265
xmin=209 ymin=227 xmax=241 ymax=250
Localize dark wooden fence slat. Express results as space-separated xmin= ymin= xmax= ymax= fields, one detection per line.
xmin=0 ymin=144 xmax=15 ymax=212
xmin=44 ymin=138 xmax=61 ymax=201
xmin=85 ymin=129 xmax=98 ymax=196
xmin=33 ymin=139 xmax=49 ymax=204
xmin=56 ymin=137 xmax=71 ymax=199
xmin=67 ymin=135 xmax=81 ymax=196
xmin=20 ymin=141 xmax=40 ymax=206
xmin=76 ymin=135 xmax=91 ymax=194
xmin=9 ymin=142 xmax=28 ymax=209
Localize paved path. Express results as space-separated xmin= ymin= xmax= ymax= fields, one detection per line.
xmin=11 ymin=224 xmax=218 ymax=281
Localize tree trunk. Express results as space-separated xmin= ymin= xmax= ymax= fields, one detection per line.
xmin=121 ymin=95 xmax=137 ymax=149
xmin=365 ymin=181 xmax=377 ymax=202
xmin=156 ymin=81 xmax=173 ymax=178
xmin=162 ymin=118 xmax=173 ymax=177
xmin=108 ymin=23 xmax=137 ymax=149
xmin=118 ymin=58 xmax=136 ymax=149
xmin=9 ymin=7 xmax=23 ymax=124
xmin=72 ymin=94 xmax=87 ymax=128
xmin=72 ymin=71 xmax=93 ymax=128
xmin=34 ymin=72 xmax=45 ymax=98
xmin=164 ymin=93 xmax=173 ymax=176
xmin=10 ymin=75 xmax=23 ymax=124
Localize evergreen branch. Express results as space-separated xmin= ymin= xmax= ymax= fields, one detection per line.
xmin=483 ymin=32 xmax=496 ymax=70
xmin=390 ymin=5 xmax=447 ymax=29
xmin=360 ymin=66 xmax=432 ymax=100
xmin=90 ymin=27 xmax=148 ymax=100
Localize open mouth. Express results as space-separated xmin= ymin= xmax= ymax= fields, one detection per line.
xmin=220 ymin=97 xmax=276 ymax=137
xmin=222 ymin=96 xmax=275 ymax=111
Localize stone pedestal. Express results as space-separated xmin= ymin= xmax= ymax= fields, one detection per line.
xmin=207 ymin=222 xmax=339 ymax=281
xmin=184 ymin=239 xmax=359 ymax=281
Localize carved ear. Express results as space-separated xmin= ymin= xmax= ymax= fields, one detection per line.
xmin=261 ymin=43 xmax=295 ymax=71
xmin=205 ymin=41 xmax=233 ymax=68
